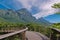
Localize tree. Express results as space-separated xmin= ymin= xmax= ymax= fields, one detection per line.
xmin=52 ymin=3 xmax=60 ymax=14
xmin=52 ymin=3 xmax=60 ymax=8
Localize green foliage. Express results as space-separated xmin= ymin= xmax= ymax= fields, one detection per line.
xmin=0 ymin=22 xmax=51 ymax=37
xmin=26 ymin=23 xmax=51 ymax=37
xmin=52 ymin=3 xmax=60 ymax=8
xmin=52 ymin=23 xmax=60 ymax=29
xmin=0 ymin=9 xmax=53 ymax=38
xmin=4 ymin=35 xmax=22 ymax=40
xmin=0 ymin=22 xmax=26 ymax=30
xmin=55 ymin=12 xmax=60 ymax=14
xmin=52 ymin=3 xmax=60 ymax=14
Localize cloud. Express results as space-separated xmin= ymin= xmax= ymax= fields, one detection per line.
xmin=33 ymin=0 xmax=60 ymax=19
xmin=1 ymin=0 xmax=60 ymax=19
xmin=17 ymin=0 xmax=32 ymax=10
xmin=17 ymin=0 xmax=60 ymax=19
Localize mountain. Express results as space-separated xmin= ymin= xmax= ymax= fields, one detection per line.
xmin=0 ymin=8 xmax=51 ymax=26
xmin=36 ymin=17 xmax=52 ymax=26
xmin=17 ymin=8 xmax=52 ymax=25
xmin=0 ymin=9 xmax=21 ymax=22
xmin=0 ymin=8 xmax=36 ymax=23
xmin=16 ymin=8 xmax=36 ymax=23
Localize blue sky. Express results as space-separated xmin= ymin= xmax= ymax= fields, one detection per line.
xmin=0 ymin=0 xmax=60 ymax=23
xmin=44 ymin=14 xmax=60 ymax=23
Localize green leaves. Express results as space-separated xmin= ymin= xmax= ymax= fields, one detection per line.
xmin=52 ymin=3 xmax=60 ymax=8
xmin=52 ymin=23 xmax=60 ymax=29
xmin=52 ymin=3 xmax=60 ymax=14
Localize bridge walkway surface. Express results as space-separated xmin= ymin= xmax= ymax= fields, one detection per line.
xmin=0 ymin=28 xmax=49 ymax=40
xmin=26 ymin=31 xmax=49 ymax=40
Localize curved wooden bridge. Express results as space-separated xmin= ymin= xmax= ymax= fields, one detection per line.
xmin=0 ymin=28 xmax=49 ymax=40
xmin=26 ymin=31 xmax=49 ymax=40
xmin=0 ymin=28 xmax=60 ymax=40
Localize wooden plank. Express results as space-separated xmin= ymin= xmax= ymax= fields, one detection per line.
xmin=0 ymin=28 xmax=28 ymax=39
xmin=26 ymin=31 xmax=49 ymax=40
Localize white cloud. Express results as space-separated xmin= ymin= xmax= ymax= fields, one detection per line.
xmin=33 ymin=0 xmax=60 ymax=19
xmin=17 ymin=0 xmax=60 ymax=19
xmin=17 ymin=0 xmax=32 ymax=10
xmin=17 ymin=0 xmax=40 ymax=10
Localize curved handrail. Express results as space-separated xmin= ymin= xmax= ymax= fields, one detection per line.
xmin=0 ymin=27 xmax=28 ymax=39
xmin=51 ymin=28 xmax=60 ymax=33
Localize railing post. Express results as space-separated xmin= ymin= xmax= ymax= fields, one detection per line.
xmin=21 ymin=31 xmax=26 ymax=40
xmin=56 ymin=34 xmax=60 ymax=40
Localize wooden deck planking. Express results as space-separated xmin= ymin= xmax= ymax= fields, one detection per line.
xmin=26 ymin=31 xmax=49 ymax=40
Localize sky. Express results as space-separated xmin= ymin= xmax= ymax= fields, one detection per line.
xmin=44 ymin=14 xmax=60 ymax=23
xmin=0 ymin=0 xmax=60 ymax=23
xmin=17 ymin=0 xmax=60 ymax=19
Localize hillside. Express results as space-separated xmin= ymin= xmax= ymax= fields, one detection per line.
xmin=0 ymin=9 xmax=36 ymax=23
xmin=16 ymin=8 xmax=36 ymax=23
xmin=0 ymin=8 xmax=51 ymax=26
xmin=37 ymin=17 xmax=52 ymax=26
xmin=0 ymin=9 xmax=21 ymax=22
